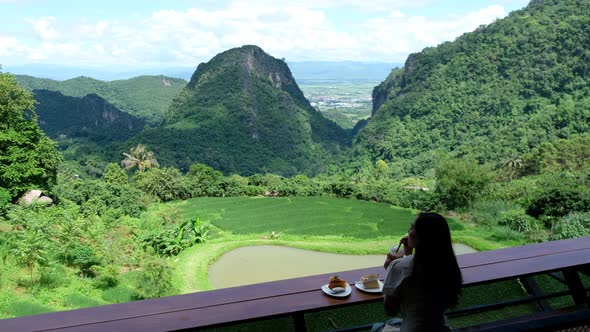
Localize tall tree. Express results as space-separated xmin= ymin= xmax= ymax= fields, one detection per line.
xmin=121 ymin=144 xmax=159 ymax=172
xmin=0 ymin=69 xmax=61 ymax=199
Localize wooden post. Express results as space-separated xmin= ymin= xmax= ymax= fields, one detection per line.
xmin=563 ymin=268 xmax=588 ymax=306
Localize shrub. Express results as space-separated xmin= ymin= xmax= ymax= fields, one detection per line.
xmin=187 ymin=163 xmax=224 ymax=197
xmin=219 ymin=174 xmax=249 ymax=196
xmin=526 ymin=188 xmax=590 ymax=219
xmin=102 ymin=163 xmax=128 ymax=185
xmin=0 ymin=187 xmax=11 ymax=211
xmin=498 ymin=210 xmax=539 ymax=233
xmin=135 ymin=167 xmax=189 ymax=202
xmin=550 ymin=212 xmax=590 ymax=240
xmin=434 ymin=158 xmax=493 ymax=210
xmin=135 ymin=258 xmax=174 ymax=299
xmin=325 ymin=181 xmax=357 ymax=198
xmin=102 ymin=284 xmax=136 ymax=303
xmin=72 ymin=245 xmax=99 ymax=277
xmin=470 ymin=200 xmax=520 ymax=227
xmin=92 ymin=265 xmax=120 ymax=289
xmin=138 ymin=216 xmax=209 ymax=256
xmin=400 ymin=189 xmax=440 ymax=211
xmin=39 ymin=265 xmax=69 ymax=289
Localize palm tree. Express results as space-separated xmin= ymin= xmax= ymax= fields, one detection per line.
xmin=502 ymin=154 xmax=523 ymax=180
xmin=121 ymin=144 xmax=159 ymax=172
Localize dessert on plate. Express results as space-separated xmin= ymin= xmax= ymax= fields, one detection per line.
xmin=359 ymin=274 xmax=380 ymax=289
xmin=328 ymin=275 xmax=347 ymax=289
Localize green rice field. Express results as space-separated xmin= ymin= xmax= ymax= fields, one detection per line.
xmin=168 ymin=196 xmax=440 ymax=238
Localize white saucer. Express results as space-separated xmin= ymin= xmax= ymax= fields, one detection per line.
xmin=354 ymin=280 xmax=383 ymax=293
xmin=321 ymin=283 xmax=352 ymax=297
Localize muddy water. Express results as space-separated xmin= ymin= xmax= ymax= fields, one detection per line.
xmin=208 ymin=244 xmax=476 ymax=288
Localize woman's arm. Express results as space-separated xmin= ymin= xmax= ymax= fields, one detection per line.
xmin=383 ymin=251 xmax=404 ymax=269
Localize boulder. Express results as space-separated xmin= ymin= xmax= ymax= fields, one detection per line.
xmin=18 ymin=190 xmax=53 ymax=206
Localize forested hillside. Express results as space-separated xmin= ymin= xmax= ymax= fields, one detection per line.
xmin=32 ymin=90 xmax=145 ymax=143
xmin=16 ymin=75 xmax=186 ymax=124
xmin=136 ymin=45 xmax=349 ymax=175
xmin=355 ymin=0 xmax=590 ymax=176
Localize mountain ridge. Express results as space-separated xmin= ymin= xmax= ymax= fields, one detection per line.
xmin=137 ymin=45 xmax=349 ymax=175
xmin=16 ymin=74 xmax=187 ymax=125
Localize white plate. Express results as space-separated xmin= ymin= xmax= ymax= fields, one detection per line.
xmin=321 ymin=283 xmax=352 ymax=297
xmin=354 ymin=280 xmax=383 ymax=293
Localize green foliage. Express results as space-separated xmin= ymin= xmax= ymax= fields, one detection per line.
xmin=9 ymin=214 xmax=51 ymax=283
xmin=325 ymin=181 xmax=358 ymax=198
xmin=102 ymin=163 xmax=128 ymax=185
xmin=0 ymin=72 xmax=62 ymax=198
xmin=6 ymin=301 xmax=53 ymax=317
xmin=101 ymin=284 xmax=136 ymax=303
xmin=469 ymin=199 xmax=521 ymax=227
xmin=92 ymin=265 xmax=120 ymax=289
xmin=0 ymin=187 xmax=10 ymax=211
xmin=522 ymin=134 xmax=590 ymax=176
xmin=138 ymin=227 xmax=183 ymax=256
xmin=39 ymin=264 xmax=69 ymax=289
xmin=72 ymin=245 xmax=99 ymax=277
xmin=526 ymin=188 xmax=590 ymax=219
xmin=121 ymin=144 xmax=159 ymax=172
xmin=62 ymin=294 xmax=102 ymax=309
xmin=180 ymin=216 xmax=210 ymax=245
xmin=135 ymin=167 xmax=189 ymax=202
xmin=498 ymin=210 xmax=539 ymax=233
xmin=434 ymin=159 xmax=493 ymax=210
xmin=135 ymin=257 xmax=174 ymax=299
xmin=138 ymin=215 xmax=209 ymax=257
xmin=52 ymin=176 xmax=147 ymax=218
xmin=550 ymin=212 xmax=590 ymax=240
xmin=187 ymin=163 xmax=224 ymax=196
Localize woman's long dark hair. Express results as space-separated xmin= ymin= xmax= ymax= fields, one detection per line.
xmin=411 ymin=212 xmax=463 ymax=308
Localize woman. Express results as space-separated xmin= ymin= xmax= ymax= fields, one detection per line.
xmin=374 ymin=212 xmax=463 ymax=332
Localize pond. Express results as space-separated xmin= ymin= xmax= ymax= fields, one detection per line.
xmin=209 ymin=244 xmax=476 ymax=288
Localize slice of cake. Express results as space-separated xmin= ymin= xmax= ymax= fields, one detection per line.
xmin=359 ymin=274 xmax=380 ymax=289
xmin=329 ymin=275 xmax=347 ymax=289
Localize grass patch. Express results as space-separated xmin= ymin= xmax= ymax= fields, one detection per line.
xmin=5 ymin=301 xmax=54 ymax=317
xmin=62 ymin=294 xmax=103 ymax=308
xmin=102 ymin=284 xmax=137 ymax=303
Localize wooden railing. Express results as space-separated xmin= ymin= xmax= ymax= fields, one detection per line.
xmin=0 ymin=237 xmax=589 ymax=332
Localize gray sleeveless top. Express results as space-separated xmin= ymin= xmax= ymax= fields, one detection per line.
xmin=382 ymin=255 xmax=449 ymax=332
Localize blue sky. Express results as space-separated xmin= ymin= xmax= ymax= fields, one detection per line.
xmin=0 ymin=0 xmax=530 ymax=69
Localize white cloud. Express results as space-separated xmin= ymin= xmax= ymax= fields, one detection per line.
xmin=26 ymin=16 xmax=60 ymax=41
xmin=359 ymin=5 xmax=507 ymax=61
xmin=0 ymin=36 xmax=25 ymax=56
xmin=6 ymin=2 xmax=511 ymax=67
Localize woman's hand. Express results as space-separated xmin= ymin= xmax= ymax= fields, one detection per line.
xmin=400 ymin=236 xmax=414 ymax=256
xmin=383 ymin=239 xmax=408 ymax=269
